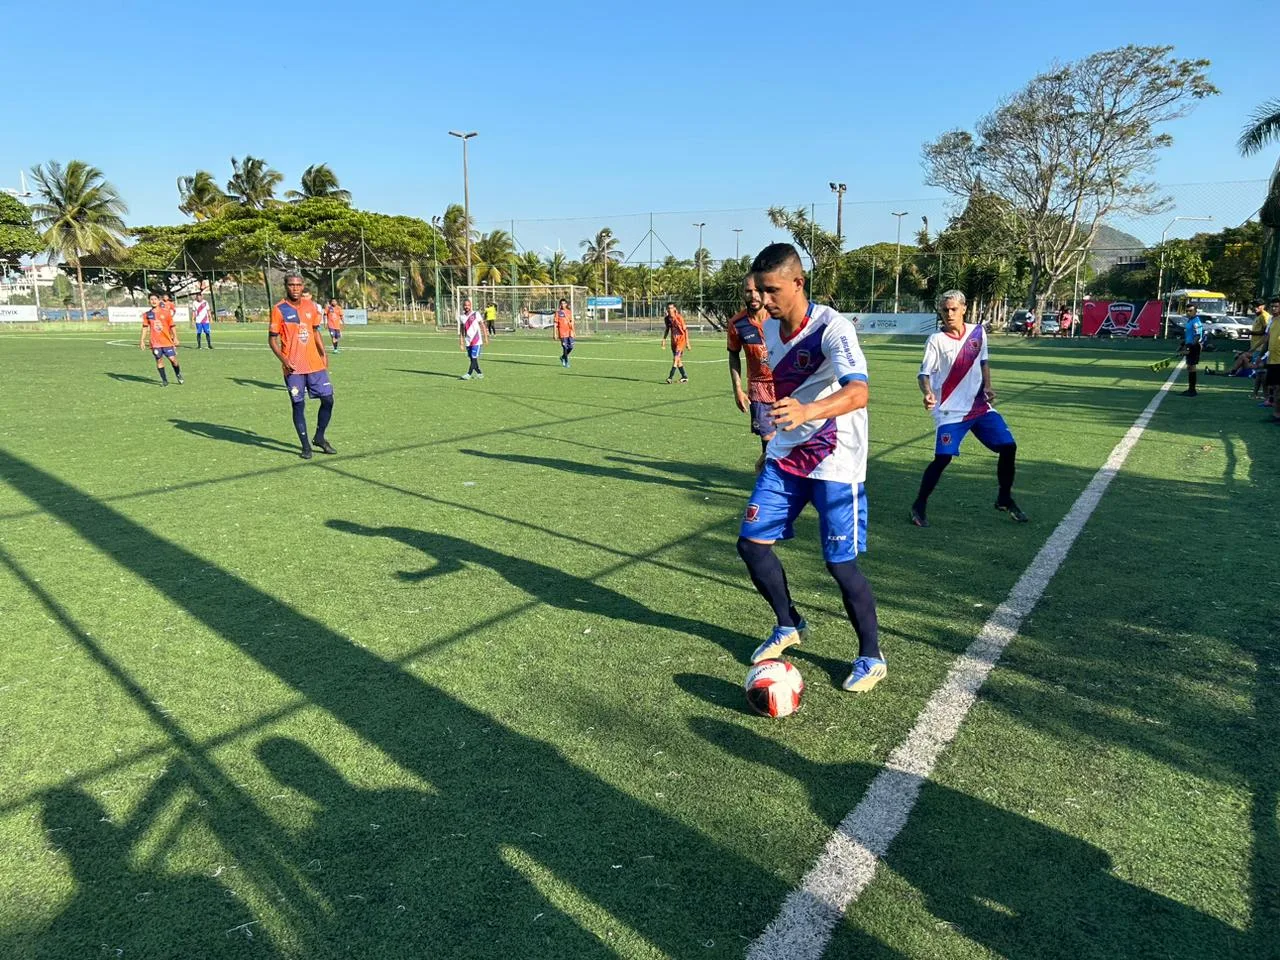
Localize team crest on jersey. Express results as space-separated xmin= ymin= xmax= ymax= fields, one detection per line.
xmin=744 ymin=503 xmax=760 ymax=522
xmin=940 ymin=432 xmax=952 ymax=446
xmin=795 ymin=349 xmax=812 ymax=370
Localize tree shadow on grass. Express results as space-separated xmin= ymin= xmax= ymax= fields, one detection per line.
xmin=693 ymin=717 xmax=1248 ymax=959
xmin=0 ymin=448 xmax=790 ymax=958
xmin=390 ymin=368 xmax=468 ymax=380
xmin=169 ymin=419 xmax=296 ymax=453
xmin=459 ymin=448 xmax=748 ymax=496
xmin=326 ymin=519 xmax=755 ymax=659
xmin=106 ymin=371 xmax=161 ymax=386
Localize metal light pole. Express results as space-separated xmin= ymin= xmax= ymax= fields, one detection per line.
xmin=693 ymin=222 xmax=706 ymax=316
xmin=829 ymin=182 xmax=847 ymax=243
xmin=891 ymin=211 xmax=908 ymax=313
xmin=733 ymin=227 xmax=743 ymax=260
xmin=448 ymin=130 xmax=478 ymax=288
xmin=1156 ymin=215 xmax=1212 ymax=338
xmin=431 ymin=215 xmax=443 ymax=326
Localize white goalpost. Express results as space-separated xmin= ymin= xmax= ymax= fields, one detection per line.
xmin=452 ymin=285 xmax=589 ymax=334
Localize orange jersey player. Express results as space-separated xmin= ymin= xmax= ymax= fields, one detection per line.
xmin=325 ymin=298 xmax=344 ymax=352
xmin=269 ymin=274 xmax=336 ymax=459
xmin=553 ymin=298 xmax=575 ymax=368
xmin=661 ymin=302 xmax=689 ymax=383
xmin=138 ymin=292 xmax=183 ymax=386
xmin=726 ymin=274 xmax=777 ymax=465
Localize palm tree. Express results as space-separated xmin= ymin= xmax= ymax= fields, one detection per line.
xmin=517 ymin=250 xmax=550 ymax=285
xmin=1238 ymin=98 xmax=1280 ymax=156
xmin=472 ymin=230 xmax=517 ymax=286
xmin=29 ymin=160 xmax=128 ymax=321
xmin=177 ymin=170 xmax=229 ymax=220
xmin=580 ymin=227 xmax=623 ymax=293
xmin=440 ymin=203 xmax=476 ymax=269
xmin=226 ymin=156 xmax=283 ymax=209
xmin=544 ymin=249 xmax=568 ymax=284
xmin=285 ymin=164 xmax=352 ymax=204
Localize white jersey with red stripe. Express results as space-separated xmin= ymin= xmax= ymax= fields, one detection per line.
xmin=920 ymin=322 xmax=992 ymax=427
xmin=459 ymin=311 xmax=484 ymax=347
xmin=762 ymin=302 xmax=869 ymax=483
xmin=192 ymin=299 xmax=211 ymax=325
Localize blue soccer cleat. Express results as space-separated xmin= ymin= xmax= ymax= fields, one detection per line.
xmin=750 ymin=619 xmax=808 ymax=665
xmin=842 ymin=656 xmax=887 ymax=693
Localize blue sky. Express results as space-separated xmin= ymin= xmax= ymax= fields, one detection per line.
xmin=3 ymin=0 xmax=1275 ymax=261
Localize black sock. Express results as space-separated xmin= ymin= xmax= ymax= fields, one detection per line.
xmin=678 ymin=366 xmax=688 ymax=380
xmin=826 ymin=560 xmax=880 ymax=659
xmin=996 ymin=444 xmax=1017 ymax=504
xmin=737 ymin=537 xmax=798 ymax=628
xmin=1189 ymin=370 xmax=1198 ymax=391
xmin=157 ymin=366 xmax=168 ymax=384
xmin=668 ymin=366 xmax=678 ymax=380
xmin=172 ymin=363 xmax=181 ymax=377
xmin=315 ymin=396 xmax=333 ymax=440
xmin=915 ymin=454 xmax=952 ymax=508
xmin=291 ymin=401 xmax=309 ymax=445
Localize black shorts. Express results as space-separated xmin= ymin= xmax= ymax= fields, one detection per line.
xmin=1268 ymin=363 xmax=1280 ymax=389
xmin=1185 ymin=342 xmax=1202 ymax=365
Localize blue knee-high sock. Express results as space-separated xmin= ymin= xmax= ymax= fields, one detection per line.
xmin=826 ymin=560 xmax=880 ymax=660
xmin=737 ymin=537 xmax=801 ymax=628
xmin=291 ymin=401 xmax=308 ymax=444
xmin=315 ymin=396 xmax=333 ymax=440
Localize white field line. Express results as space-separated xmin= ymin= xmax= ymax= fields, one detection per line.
xmin=747 ymin=361 xmax=1185 ymax=960
xmin=100 ymin=339 xmax=725 ymax=364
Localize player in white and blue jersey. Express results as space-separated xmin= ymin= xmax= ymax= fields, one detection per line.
xmin=910 ymin=290 xmax=1026 ymax=527
xmin=737 ymin=243 xmax=884 ymax=693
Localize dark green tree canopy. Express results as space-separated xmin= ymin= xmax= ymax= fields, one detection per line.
xmin=0 ymin=193 xmax=41 ymax=269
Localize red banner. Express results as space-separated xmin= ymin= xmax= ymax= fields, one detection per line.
xmin=1081 ymin=300 xmax=1162 ymax=338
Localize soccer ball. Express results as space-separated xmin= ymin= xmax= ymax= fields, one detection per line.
xmin=745 ymin=660 xmax=804 ymax=717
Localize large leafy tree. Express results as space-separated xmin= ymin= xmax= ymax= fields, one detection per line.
xmin=924 ymin=45 xmax=1217 ymax=314
xmin=286 ymin=164 xmax=352 ymax=204
xmin=29 ymin=160 xmax=128 ymax=320
xmin=0 ymin=193 xmax=41 ymax=270
xmin=439 ymin=203 xmax=475 ymax=269
xmin=226 ymin=156 xmax=283 ymax=209
xmin=767 ymin=206 xmax=842 ymax=299
xmin=1239 ymin=97 xmax=1280 ymax=298
xmin=177 ymin=171 xmax=229 ymax=220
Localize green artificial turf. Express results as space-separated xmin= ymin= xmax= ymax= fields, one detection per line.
xmin=0 ymin=326 xmax=1273 ymax=959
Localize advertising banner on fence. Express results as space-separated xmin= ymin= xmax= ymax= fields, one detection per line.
xmin=0 ymin=305 xmax=38 ymax=323
xmin=343 ymin=308 xmax=369 ymax=325
xmin=109 ymin=306 xmax=192 ymax=325
xmin=1081 ymin=300 xmax=1161 ymax=338
xmin=842 ymin=313 xmax=937 ymax=336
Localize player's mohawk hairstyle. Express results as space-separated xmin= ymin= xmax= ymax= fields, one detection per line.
xmin=751 ymin=243 xmax=804 ymax=274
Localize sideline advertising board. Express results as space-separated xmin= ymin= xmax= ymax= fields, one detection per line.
xmin=843 ymin=313 xmax=937 ymax=336
xmin=343 ymin=308 xmax=369 ymax=325
xmin=109 ymin=306 xmax=192 ymax=325
xmin=0 ymin=305 xmax=38 ymax=323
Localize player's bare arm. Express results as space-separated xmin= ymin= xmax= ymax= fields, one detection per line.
xmin=269 ymin=331 xmax=292 ymax=373
xmin=728 ymin=351 xmax=749 ymax=412
xmin=918 ymin=373 xmax=936 ymax=409
xmin=981 ymin=363 xmax=995 ymax=401
xmin=771 ymin=380 xmax=868 ymax=432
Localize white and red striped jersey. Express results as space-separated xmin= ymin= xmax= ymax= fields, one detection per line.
xmin=192 ymin=299 xmax=211 ymax=325
xmin=763 ymin=302 xmax=869 ymax=483
xmin=919 ymin=322 xmax=991 ymax=427
xmin=459 ymin=311 xmax=484 ymax=347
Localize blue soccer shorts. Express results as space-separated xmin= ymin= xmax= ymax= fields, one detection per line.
xmin=935 ymin=410 xmax=1015 ymax=456
xmin=467 ymin=345 xmax=482 ymax=359
xmin=740 ymin=460 xmax=867 ymax=563
xmin=285 ymin=371 xmax=334 ymax=401
xmin=152 ymin=347 xmax=176 ymax=359
xmin=561 ymin=336 xmax=575 ymax=351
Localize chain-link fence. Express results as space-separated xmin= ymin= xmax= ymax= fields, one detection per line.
xmin=2 ymin=179 xmax=1269 ymax=330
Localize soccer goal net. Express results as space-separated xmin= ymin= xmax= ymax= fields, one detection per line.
xmin=452 ymin=285 xmax=589 ymax=334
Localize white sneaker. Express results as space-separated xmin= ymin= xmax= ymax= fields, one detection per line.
xmin=460 ymin=373 xmax=471 ymax=380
